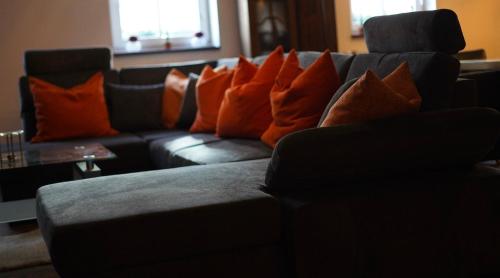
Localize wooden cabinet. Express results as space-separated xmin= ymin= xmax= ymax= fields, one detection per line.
xmin=238 ymin=0 xmax=338 ymax=57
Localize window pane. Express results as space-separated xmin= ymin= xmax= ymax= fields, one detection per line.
xmin=118 ymin=0 xmax=202 ymax=41
xmin=119 ymin=0 xmax=161 ymax=40
xmin=158 ymin=0 xmax=202 ymax=38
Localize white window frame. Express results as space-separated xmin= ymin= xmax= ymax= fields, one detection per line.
xmin=108 ymin=0 xmax=220 ymax=51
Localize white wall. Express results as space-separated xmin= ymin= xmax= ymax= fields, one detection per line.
xmin=0 ymin=0 xmax=242 ymax=131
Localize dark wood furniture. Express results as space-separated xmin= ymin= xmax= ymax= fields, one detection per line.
xmin=238 ymin=0 xmax=338 ymax=56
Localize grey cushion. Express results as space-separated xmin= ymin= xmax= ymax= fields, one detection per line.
xmin=252 ymin=55 xmax=268 ymax=65
xmin=135 ymin=129 xmax=189 ymax=143
xmin=149 ymin=133 xmax=221 ymax=169
xmin=106 ymin=83 xmax=163 ymax=132
xmin=297 ymin=52 xmax=354 ymax=82
xmin=28 ymin=133 xmax=150 ymax=174
xmin=177 ymin=73 xmax=199 ymax=129
xmin=36 ymin=159 xmax=279 ymax=277
xmin=119 ymin=61 xmax=217 ymax=85
xmin=24 ymin=48 xmax=111 ymax=75
xmin=364 ymin=9 xmax=465 ymax=54
xmin=169 ymin=139 xmax=273 ymax=168
xmin=346 ymin=52 xmax=460 ymax=111
xmin=265 ymin=108 xmax=500 ymax=191
xmin=216 ymin=57 xmax=240 ymax=69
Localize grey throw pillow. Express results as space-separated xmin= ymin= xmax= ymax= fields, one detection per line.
xmin=106 ymin=83 xmax=164 ymax=132
xmin=177 ymin=73 xmax=199 ymax=129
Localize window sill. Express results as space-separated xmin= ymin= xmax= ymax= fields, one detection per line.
xmin=113 ymin=45 xmax=221 ymax=57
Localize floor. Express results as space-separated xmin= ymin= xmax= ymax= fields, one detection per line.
xmin=0 ymin=221 xmax=58 ymax=277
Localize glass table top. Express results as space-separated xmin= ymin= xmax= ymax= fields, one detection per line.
xmin=0 ymin=143 xmax=116 ymax=170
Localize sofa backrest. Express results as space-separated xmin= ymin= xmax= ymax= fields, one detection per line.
xmin=247 ymin=51 xmax=354 ymax=83
xmin=19 ymin=48 xmax=118 ymax=141
xmin=119 ymin=60 xmax=217 ymax=85
xmin=346 ymin=9 xmax=465 ymax=111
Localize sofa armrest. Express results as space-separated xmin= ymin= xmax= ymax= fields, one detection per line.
xmin=265 ymin=108 xmax=500 ymax=191
xmin=451 ymin=78 xmax=478 ymax=108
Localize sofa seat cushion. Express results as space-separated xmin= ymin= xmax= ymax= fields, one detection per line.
xmin=149 ymin=133 xmax=221 ymax=169
xmin=36 ymin=159 xmax=279 ymax=277
xmin=135 ymin=129 xmax=189 ymax=143
xmin=169 ymin=139 xmax=273 ymax=168
xmin=27 ymin=133 xmax=150 ymax=174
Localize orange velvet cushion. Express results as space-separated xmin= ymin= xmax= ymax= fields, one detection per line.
xmin=163 ymin=69 xmax=189 ymax=128
xmin=261 ymin=49 xmax=341 ymax=147
xmin=216 ymin=46 xmax=284 ymax=138
xmin=29 ymin=72 xmax=118 ymax=143
xmin=190 ymin=66 xmax=233 ymax=133
xmin=320 ymin=62 xmax=422 ymax=127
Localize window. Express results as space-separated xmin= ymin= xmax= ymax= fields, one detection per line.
xmin=109 ymin=0 xmax=220 ymax=53
xmin=350 ymin=0 xmax=436 ymax=37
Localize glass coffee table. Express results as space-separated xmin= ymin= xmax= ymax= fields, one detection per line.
xmin=0 ymin=143 xmax=116 ymax=223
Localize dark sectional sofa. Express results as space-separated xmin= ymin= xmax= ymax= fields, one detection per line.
xmin=30 ymin=10 xmax=500 ymax=277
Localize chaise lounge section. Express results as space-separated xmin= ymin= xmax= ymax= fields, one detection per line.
xmin=35 ymin=10 xmax=500 ymax=277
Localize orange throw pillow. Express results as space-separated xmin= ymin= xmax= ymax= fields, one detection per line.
xmin=261 ymin=49 xmax=341 ymax=147
xmin=320 ymin=62 xmax=422 ymax=127
xmin=190 ymin=66 xmax=234 ymax=133
xmin=163 ymin=69 xmax=189 ymax=128
xmin=29 ymin=72 xmax=118 ymax=143
xmin=216 ymin=46 xmax=284 ymax=138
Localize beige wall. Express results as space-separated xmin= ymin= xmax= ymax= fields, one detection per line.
xmin=437 ymin=0 xmax=500 ymax=59
xmin=0 ymin=0 xmax=241 ymax=131
xmin=335 ymin=0 xmax=368 ymax=54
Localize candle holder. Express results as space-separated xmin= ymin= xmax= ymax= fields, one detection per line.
xmin=0 ymin=130 xmax=24 ymax=165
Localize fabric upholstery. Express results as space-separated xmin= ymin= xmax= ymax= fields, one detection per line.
xmin=216 ymin=57 xmax=240 ymax=69
xmin=88 ymin=245 xmax=283 ymax=278
xmin=119 ymin=61 xmax=217 ymax=85
xmin=24 ymin=48 xmax=111 ymax=75
xmin=135 ymin=129 xmax=189 ymax=143
xmin=321 ymin=63 xmax=421 ymax=127
xmin=29 ymin=72 xmax=118 ymax=142
xmin=217 ymin=46 xmax=284 ymax=138
xmin=345 ymin=52 xmax=460 ymax=111
xmin=297 ymin=52 xmax=354 ymax=82
xmin=36 ymin=159 xmax=279 ymax=278
xmin=163 ymin=69 xmax=189 ymax=128
xmin=451 ymin=78 xmax=477 ymax=108
xmin=278 ymin=164 xmax=500 ymax=278
xmin=106 ymin=83 xmax=163 ymax=132
xmin=459 ymin=70 xmax=500 ymax=160
xmin=190 ymin=66 xmax=233 ymax=133
xmin=176 ymin=73 xmax=199 ymax=129
xmin=169 ymin=139 xmax=272 ymax=168
xmin=265 ymin=108 xmax=500 ymax=191
xmin=262 ymin=50 xmax=341 ymax=147
xmin=20 ymin=48 xmax=118 ymax=141
xmin=318 ymin=78 xmax=358 ymax=127
xmin=363 ymin=9 xmax=465 ymax=54
xmin=149 ymin=133 xmax=221 ymax=169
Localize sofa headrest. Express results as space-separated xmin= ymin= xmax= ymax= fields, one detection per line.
xmin=24 ymin=48 xmax=111 ymax=75
xmin=363 ymin=9 xmax=466 ymax=54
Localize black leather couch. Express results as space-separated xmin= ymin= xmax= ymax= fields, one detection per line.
xmin=34 ymin=10 xmax=500 ymax=277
